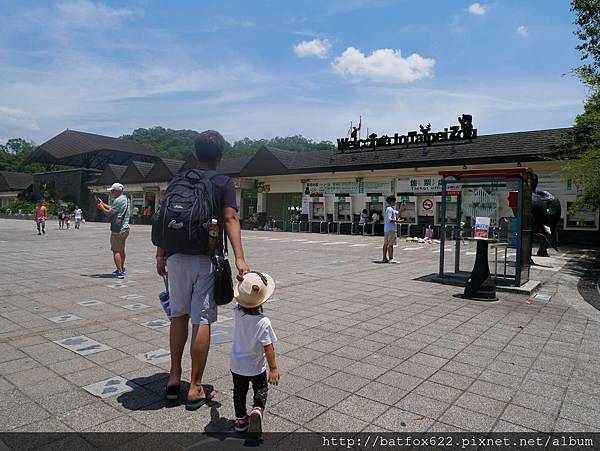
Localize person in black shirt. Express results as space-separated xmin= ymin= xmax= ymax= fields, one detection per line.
xmin=155 ymin=130 xmax=250 ymax=410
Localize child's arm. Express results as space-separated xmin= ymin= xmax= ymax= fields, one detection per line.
xmin=264 ymin=344 xmax=279 ymax=385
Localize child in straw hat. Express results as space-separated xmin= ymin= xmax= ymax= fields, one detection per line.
xmin=230 ymin=271 xmax=279 ymax=435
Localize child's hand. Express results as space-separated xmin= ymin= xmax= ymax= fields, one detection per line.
xmin=268 ymin=368 xmax=280 ymax=385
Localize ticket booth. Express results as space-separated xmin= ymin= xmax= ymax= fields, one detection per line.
xmin=438 ymin=168 xmax=533 ymax=288
xmin=396 ymin=195 xmax=417 ymax=236
xmin=366 ymin=195 xmax=385 ymax=235
xmin=308 ymin=196 xmax=326 ymax=232
xmin=333 ymin=195 xmax=353 ymax=234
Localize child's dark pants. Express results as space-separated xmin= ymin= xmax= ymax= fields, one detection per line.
xmin=231 ymin=370 xmax=268 ymax=418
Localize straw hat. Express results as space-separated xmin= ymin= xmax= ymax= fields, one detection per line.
xmin=234 ymin=271 xmax=275 ymax=308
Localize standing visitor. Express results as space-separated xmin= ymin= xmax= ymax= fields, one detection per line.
xmin=131 ymin=206 xmax=139 ymax=225
xmin=382 ymin=195 xmax=401 ymax=263
xmin=96 ymin=183 xmax=130 ymax=279
xmin=154 ymin=130 xmax=250 ymax=410
xmin=57 ymin=207 xmax=66 ymax=230
xmin=34 ymin=201 xmax=48 ymax=235
xmin=230 ymin=272 xmax=279 ymax=435
xmin=358 ymin=208 xmax=368 ymax=234
xmin=74 ymin=206 xmax=83 ymax=229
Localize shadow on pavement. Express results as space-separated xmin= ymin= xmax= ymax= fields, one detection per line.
xmin=80 ymin=273 xmax=116 ymax=278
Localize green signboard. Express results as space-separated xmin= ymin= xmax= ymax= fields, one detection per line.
xmin=337 ymin=197 xmax=346 ymax=202
xmin=241 ymin=189 xmax=257 ymax=200
xmin=370 ymin=196 xmax=380 ymax=202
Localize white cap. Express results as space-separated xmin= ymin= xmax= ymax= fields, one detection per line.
xmin=107 ymin=182 xmax=124 ymax=192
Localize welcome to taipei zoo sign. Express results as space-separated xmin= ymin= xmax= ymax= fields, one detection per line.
xmin=336 ymin=114 xmax=477 ymax=152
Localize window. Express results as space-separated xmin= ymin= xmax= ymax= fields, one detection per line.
xmin=566 ymin=202 xmax=599 ymax=229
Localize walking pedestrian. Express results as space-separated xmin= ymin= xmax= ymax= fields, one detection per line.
xmin=230 ymin=272 xmax=279 ymax=435
xmin=96 ymin=183 xmax=130 ymax=279
xmin=74 ymin=206 xmax=83 ymax=229
xmin=57 ymin=207 xmax=66 ymax=230
xmin=154 ymin=130 xmax=250 ymax=410
xmin=34 ymin=200 xmax=48 ymax=235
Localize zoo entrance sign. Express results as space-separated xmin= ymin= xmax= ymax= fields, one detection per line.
xmin=336 ymin=114 xmax=477 ymax=152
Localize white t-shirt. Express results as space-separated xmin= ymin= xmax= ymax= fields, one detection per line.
xmin=230 ymin=306 xmax=277 ymax=377
xmin=74 ymin=208 xmax=82 ymax=219
xmin=372 ymin=212 xmax=380 ymax=222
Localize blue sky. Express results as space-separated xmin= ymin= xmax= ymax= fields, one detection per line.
xmin=0 ymin=0 xmax=589 ymax=145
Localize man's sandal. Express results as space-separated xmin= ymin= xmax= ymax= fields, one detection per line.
xmin=185 ymin=393 xmax=214 ymax=411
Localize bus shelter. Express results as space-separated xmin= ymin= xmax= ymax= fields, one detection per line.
xmin=438 ymin=168 xmax=534 ymax=291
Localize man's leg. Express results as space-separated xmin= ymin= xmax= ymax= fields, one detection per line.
xmin=120 ymin=249 xmax=126 ymax=270
xmin=388 ymin=243 xmax=394 ymax=260
xmin=188 ymin=324 xmax=210 ymax=400
xmin=37 ymin=220 xmax=41 ymax=235
xmin=382 ymin=243 xmax=388 ymax=261
xmin=112 ymin=251 xmax=123 ymax=272
xmin=168 ymin=315 xmax=189 ymax=388
xmin=41 ymin=220 xmax=45 ymax=234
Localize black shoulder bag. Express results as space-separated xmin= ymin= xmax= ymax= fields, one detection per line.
xmin=111 ymin=203 xmax=128 ymax=233
xmin=212 ymin=225 xmax=234 ymax=305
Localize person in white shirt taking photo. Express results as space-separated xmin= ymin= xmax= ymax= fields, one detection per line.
xmin=382 ymin=195 xmax=403 ymax=264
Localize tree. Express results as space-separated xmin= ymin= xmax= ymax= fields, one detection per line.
xmin=226 ymin=135 xmax=335 ymax=158
xmin=121 ymin=127 xmax=207 ymax=160
xmin=562 ymin=1 xmax=600 ymax=211
xmin=0 ymin=138 xmax=43 ymax=173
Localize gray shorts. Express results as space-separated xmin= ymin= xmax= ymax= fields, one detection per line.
xmin=167 ymin=254 xmax=216 ymax=325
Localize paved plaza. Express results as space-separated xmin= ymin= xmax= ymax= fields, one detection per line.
xmin=1 ymin=218 xmax=599 ymax=436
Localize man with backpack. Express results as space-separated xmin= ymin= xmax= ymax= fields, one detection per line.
xmin=153 ymin=130 xmax=250 ymax=410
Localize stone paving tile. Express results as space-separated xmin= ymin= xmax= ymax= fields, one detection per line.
xmin=10 ymin=366 xmax=57 ymax=387
xmin=332 ymin=394 xmax=390 ymax=423
xmin=393 ymin=361 xmax=438 ymax=379
xmin=0 ymin=357 xmax=41 ymax=375
xmin=269 ymin=396 xmax=328 ymax=425
xmin=454 ymin=392 xmax=506 ymax=418
xmin=439 ymin=405 xmax=496 ymax=432
xmin=289 ymin=363 xmax=337 ymax=382
xmin=372 ymin=407 xmax=434 ymax=432
xmin=63 ymin=366 xmax=115 ymax=386
xmin=428 ymin=369 xmax=474 ymax=390
xmin=467 ymin=380 xmax=515 ymax=403
xmin=376 ymin=371 xmax=423 ymax=392
xmin=553 ymin=417 xmax=595 ymax=432
xmin=511 ymin=390 xmax=562 ymax=416
xmin=33 ymin=388 xmax=96 ymax=415
xmin=413 ymin=380 xmax=462 ymax=404
xmin=395 ymin=392 xmax=450 ymax=420
xmin=500 ymin=404 xmax=555 ymax=432
xmin=558 ymin=402 xmax=600 ymax=429
xmin=493 ymin=420 xmax=535 ymax=432
xmin=306 ymin=409 xmax=368 ymax=432
xmin=295 ymin=382 xmax=349 ymax=408
xmin=356 ymin=382 xmax=408 ymax=406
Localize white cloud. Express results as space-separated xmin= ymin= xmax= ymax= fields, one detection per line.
xmin=0 ymin=107 xmax=40 ymax=132
xmin=467 ymin=3 xmax=486 ymax=16
xmin=332 ymin=47 xmax=435 ymax=83
xmin=517 ymin=25 xmax=529 ymax=38
xmin=55 ymin=0 xmax=134 ymax=28
xmin=294 ymin=39 xmax=332 ymax=58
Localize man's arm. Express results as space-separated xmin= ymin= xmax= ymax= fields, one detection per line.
xmin=223 ymin=206 xmax=249 ymax=275
xmin=96 ymin=201 xmax=113 ymax=218
xmin=155 ymin=246 xmax=167 ymax=276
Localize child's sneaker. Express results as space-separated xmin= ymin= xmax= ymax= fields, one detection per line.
xmin=248 ymin=407 xmax=263 ymax=435
xmin=234 ymin=416 xmax=249 ymax=432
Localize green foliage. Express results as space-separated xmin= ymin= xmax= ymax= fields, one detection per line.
xmin=0 ymin=138 xmax=44 ymax=173
xmin=4 ymin=199 xmax=37 ymax=214
xmin=122 ymin=127 xmax=335 ymax=160
xmin=226 ymin=135 xmax=335 ymax=159
xmin=560 ymin=1 xmax=600 ymax=210
xmin=572 ymin=0 xmax=600 ymax=85
xmin=121 ymin=127 xmax=204 ymax=160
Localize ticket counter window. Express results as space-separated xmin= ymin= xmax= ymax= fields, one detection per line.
xmin=366 ymin=202 xmax=383 ymax=221
xmin=566 ymin=202 xmax=598 ymax=229
xmin=397 ymin=201 xmax=416 ymax=223
xmin=335 ymin=201 xmax=351 ymax=221
xmin=310 ymin=202 xmax=325 ymax=221
xmin=436 ymin=200 xmax=457 ymax=225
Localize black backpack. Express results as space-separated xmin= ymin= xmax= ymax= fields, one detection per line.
xmin=151 ymin=169 xmax=219 ymax=255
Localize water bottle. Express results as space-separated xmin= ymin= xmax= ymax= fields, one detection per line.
xmin=159 ymin=275 xmax=172 ymax=320
xmin=207 ymin=218 xmax=219 ymax=255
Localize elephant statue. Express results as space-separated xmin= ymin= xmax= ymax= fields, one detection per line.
xmin=530 ymin=174 xmax=561 ymax=257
